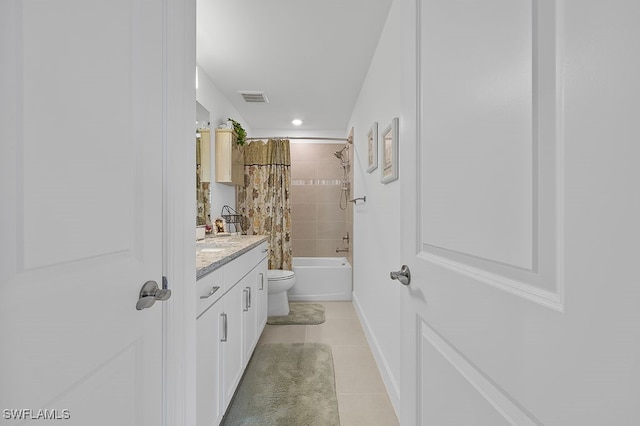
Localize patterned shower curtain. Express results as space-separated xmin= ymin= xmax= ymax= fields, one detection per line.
xmin=238 ymin=139 xmax=292 ymax=270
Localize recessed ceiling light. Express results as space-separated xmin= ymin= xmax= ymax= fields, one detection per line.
xmin=292 ymin=119 xmax=303 ymax=126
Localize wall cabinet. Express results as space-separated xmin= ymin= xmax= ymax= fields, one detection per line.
xmin=196 ymin=242 xmax=268 ymax=426
xmin=214 ymin=129 xmax=244 ymax=186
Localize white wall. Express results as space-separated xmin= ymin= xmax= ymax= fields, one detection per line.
xmin=196 ymin=67 xmax=251 ymax=218
xmin=347 ymin=0 xmax=402 ymax=414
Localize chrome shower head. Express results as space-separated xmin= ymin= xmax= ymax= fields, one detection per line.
xmin=334 ymin=146 xmax=347 ymax=159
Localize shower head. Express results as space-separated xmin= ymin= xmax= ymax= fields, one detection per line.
xmin=333 ymin=146 xmax=347 ymax=159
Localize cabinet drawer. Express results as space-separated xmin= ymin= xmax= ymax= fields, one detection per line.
xmin=255 ymin=241 xmax=269 ymax=263
xmin=196 ymin=267 xmax=224 ymax=317
xmin=247 ymin=241 xmax=269 ymax=266
xmin=224 ymin=250 xmax=255 ymax=291
xmin=224 ymin=242 xmax=268 ymax=290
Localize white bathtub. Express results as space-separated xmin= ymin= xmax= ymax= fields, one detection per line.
xmin=288 ymin=257 xmax=353 ymax=301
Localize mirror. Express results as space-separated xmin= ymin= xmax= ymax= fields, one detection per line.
xmin=196 ymin=102 xmax=211 ymax=231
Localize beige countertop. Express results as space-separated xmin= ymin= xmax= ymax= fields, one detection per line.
xmin=196 ymin=234 xmax=268 ymax=280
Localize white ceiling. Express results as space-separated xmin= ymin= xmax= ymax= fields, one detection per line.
xmin=196 ymin=0 xmax=393 ymax=132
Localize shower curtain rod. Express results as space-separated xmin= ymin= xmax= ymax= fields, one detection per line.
xmin=246 ymin=136 xmax=352 ymax=143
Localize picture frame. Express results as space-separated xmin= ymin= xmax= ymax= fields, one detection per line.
xmin=366 ymin=122 xmax=378 ymax=173
xmin=213 ymin=217 xmax=231 ymax=236
xmin=380 ymin=117 xmax=399 ymax=184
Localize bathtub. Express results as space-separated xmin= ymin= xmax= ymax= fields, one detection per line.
xmin=288 ymin=257 xmax=353 ymax=301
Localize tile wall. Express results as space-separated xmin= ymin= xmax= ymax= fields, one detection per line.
xmin=290 ymin=143 xmax=353 ymax=262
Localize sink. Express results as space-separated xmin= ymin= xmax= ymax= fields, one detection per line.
xmin=200 ymin=248 xmax=224 ymax=253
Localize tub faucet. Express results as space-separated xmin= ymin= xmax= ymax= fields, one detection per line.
xmin=336 ymin=248 xmax=349 ymax=253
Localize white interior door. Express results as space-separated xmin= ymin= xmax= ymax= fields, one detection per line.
xmin=399 ymin=0 xmax=640 ymax=424
xmin=0 ymin=0 xmax=166 ymax=424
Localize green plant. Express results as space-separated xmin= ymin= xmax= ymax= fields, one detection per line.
xmin=227 ymin=118 xmax=247 ymax=146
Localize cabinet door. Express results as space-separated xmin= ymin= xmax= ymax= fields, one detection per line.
xmin=196 ymin=301 xmax=224 ymax=426
xmin=241 ymin=272 xmax=258 ymax=365
xmin=231 ymin=147 xmax=244 ymax=186
xmin=222 ymin=283 xmax=244 ymax=411
xmin=199 ymin=129 xmax=211 ymax=183
xmin=255 ymin=257 xmax=269 ymax=333
xmin=215 ymin=129 xmax=243 ymax=186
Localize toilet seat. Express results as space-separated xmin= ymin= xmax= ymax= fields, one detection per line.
xmin=267 ymin=270 xmax=295 ymax=281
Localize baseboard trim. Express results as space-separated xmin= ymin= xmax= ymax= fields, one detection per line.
xmin=352 ymin=293 xmax=401 ymax=418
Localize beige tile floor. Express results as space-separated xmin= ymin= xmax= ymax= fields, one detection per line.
xmin=257 ymin=301 xmax=400 ymax=426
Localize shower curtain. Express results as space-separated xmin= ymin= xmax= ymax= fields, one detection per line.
xmin=238 ymin=139 xmax=292 ymax=270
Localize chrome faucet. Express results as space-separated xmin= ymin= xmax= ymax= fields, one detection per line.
xmin=342 ymin=232 xmax=350 ymax=244
xmin=336 ymin=248 xmax=349 ymax=253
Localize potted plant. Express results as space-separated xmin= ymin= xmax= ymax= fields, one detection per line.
xmin=227 ymin=118 xmax=246 ymax=146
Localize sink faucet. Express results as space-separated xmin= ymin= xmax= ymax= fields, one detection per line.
xmin=336 ymin=248 xmax=349 ymax=253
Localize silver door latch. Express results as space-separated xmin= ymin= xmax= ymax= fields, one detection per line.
xmin=390 ymin=265 xmax=411 ymax=286
xmin=136 ymin=280 xmax=172 ymax=310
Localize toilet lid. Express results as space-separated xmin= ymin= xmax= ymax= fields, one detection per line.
xmin=267 ymin=269 xmax=295 ymax=281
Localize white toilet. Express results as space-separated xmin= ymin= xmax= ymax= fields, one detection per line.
xmin=267 ymin=270 xmax=296 ymax=316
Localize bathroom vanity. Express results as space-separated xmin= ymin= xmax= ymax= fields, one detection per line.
xmin=196 ymin=235 xmax=268 ymax=426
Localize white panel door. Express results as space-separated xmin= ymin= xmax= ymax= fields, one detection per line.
xmin=0 ymin=0 xmax=166 ymax=424
xmin=399 ymin=0 xmax=640 ymax=424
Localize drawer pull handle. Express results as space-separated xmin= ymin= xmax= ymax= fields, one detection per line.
xmin=200 ymin=286 xmax=220 ymax=299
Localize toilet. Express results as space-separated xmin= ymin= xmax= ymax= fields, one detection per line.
xmin=267 ymin=270 xmax=296 ymax=316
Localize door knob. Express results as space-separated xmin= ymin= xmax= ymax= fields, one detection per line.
xmin=136 ymin=280 xmax=172 ymax=310
xmin=390 ymin=265 xmax=411 ymax=286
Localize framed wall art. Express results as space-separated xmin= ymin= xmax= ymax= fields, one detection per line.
xmin=380 ymin=117 xmax=399 ymax=184
xmin=366 ymin=122 xmax=378 ymax=173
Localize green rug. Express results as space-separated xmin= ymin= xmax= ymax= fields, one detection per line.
xmin=267 ymin=303 xmax=325 ymax=325
xmin=221 ymin=343 xmax=340 ymax=426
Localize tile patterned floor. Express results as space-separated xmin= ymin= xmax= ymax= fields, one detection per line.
xmin=257 ymin=301 xmax=399 ymax=426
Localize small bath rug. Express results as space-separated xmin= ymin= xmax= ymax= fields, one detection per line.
xmin=267 ymin=302 xmax=325 ymax=325
xmin=221 ymin=342 xmax=340 ymax=426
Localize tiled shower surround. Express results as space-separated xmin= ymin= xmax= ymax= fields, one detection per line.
xmin=290 ymin=143 xmax=353 ymax=262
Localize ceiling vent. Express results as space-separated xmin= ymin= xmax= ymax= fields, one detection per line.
xmin=238 ymin=91 xmax=270 ymax=103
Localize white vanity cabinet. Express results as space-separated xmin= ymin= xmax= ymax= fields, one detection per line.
xmin=196 ymin=241 xmax=268 ymax=426
xmin=196 ymin=298 xmax=223 ymax=426
xmin=240 ymin=271 xmax=257 ymax=364
xmin=242 ymin=247 xmax=269 ymax=363
xmin=255 ymin=256 xmax=268 ymax=333
xmin=221 ymin=282 xmax=244 ymax=409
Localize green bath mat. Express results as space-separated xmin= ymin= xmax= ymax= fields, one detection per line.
xmin=267 ymin=302 xmax=325 ymax=325
xmin=221 ymin=343 xmax=340 ymax=426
